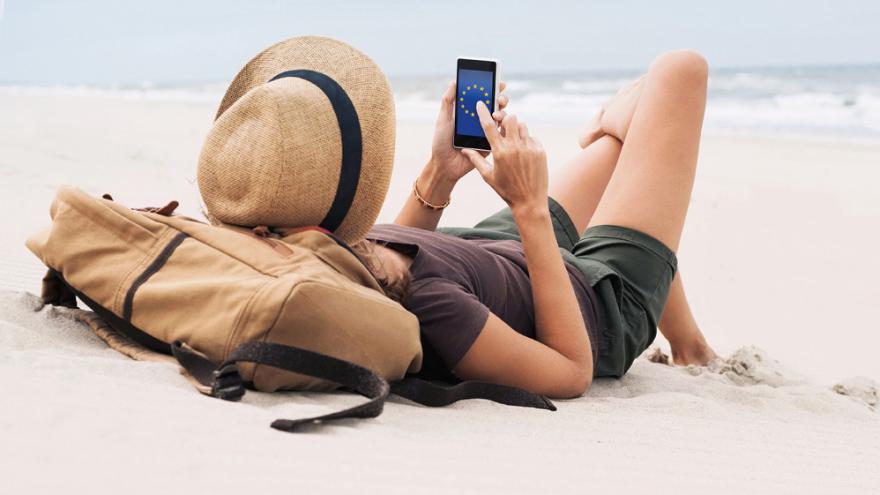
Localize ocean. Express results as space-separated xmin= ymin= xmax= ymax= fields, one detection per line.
xmin=394 ymin=65 xmax=880 ymax=143
xmin=3 ymin=64 xmax=879 ymax=143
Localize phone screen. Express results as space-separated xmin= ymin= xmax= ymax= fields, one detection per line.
xmin=454 ymin=58 xmax=497 ymax=151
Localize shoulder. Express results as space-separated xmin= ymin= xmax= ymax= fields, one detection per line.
xmin=407 ymin=276 xmax=471 ymax=300
xmin=405 ymin=277 xmax=485 ymax=314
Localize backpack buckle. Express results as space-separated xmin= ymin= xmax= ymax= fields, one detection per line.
xmin=212 ymin=363 xmax=245 ymax=401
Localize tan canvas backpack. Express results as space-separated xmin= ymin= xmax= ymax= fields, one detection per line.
xmin=26 ymin=187 xmax=554 ymax=432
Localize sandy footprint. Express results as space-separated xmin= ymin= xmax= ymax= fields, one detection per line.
xmin=706 ymin=346 xmax=810 ymax=387
xmin=832 ymin=377 xmax=878 ymax=411
xmin=643 ymin=345 xmax=672 ymax=366
xmin=643 ymin=344 xmax=807 ymax=387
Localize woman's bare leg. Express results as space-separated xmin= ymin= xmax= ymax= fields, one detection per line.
xmin=551 ymin=140 xmax=714 ymax=364
xmin=552 ymin=138 xmax=715 ymax=366
xmin=549 ymin=135 xmax=621 ymax=233
xmin=587 ymin=50 xmax=706 ymax=249
xmin=551 ymin=141 xmax=715 ymax=365
xmin=659 ymin=273 xmax=718 ymax=365
xmin=558 ymin=51 xmax=718 ymax=365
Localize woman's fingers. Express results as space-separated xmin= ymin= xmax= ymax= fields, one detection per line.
xmin=527 ymin=135 xmax=544 ymax=152
xmin=462 ymin=149 xmax=493 ymax=179
xmin=497 ymin=93 xmax=509 ymax=111
xmin=500 ymin=113 xmax=520 ymax=141
xmin=500 ymin=81 xmax=507 ymax=92
xmin=478 ymin=97 xmax=531 ymax=148
xmin=475 ymin=101 xmax=502 ymax=148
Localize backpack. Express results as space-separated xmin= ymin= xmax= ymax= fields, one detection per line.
xmin=26 ymin=187 xmax=555 ymax=432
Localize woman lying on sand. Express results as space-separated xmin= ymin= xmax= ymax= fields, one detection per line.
xmin=360 ymin=51 xmax=718 ymax=398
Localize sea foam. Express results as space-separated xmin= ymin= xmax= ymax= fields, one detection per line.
xmin=3 ymin=65 xmax=878 ymax=143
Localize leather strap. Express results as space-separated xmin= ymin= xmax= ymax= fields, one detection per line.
xmin=391 ymin=378 xmax=556 ymax=411
xmin=172 ymin=340 xmax=555 ymax=432
xmin=224 ymin=342 xmax=390 ymax=432
xmin=171 ymin=341 xmax=245 ymax=401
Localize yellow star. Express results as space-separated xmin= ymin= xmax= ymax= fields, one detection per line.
xmin=484 ymin=92 xmax=489 ymax=97
xmin=485 ymin=99 xmax=490 ymax=104
xmin=460 ymin=104 xmax=465 ymax=108
xmin=460 ymin=97 xmax=464 ymax=101
xmin=480 ymin=86 xmax=484 ymax=91
xmin=470 ymin=112 xmax=475 ymax=117
xmin=461 ymin=91 xmax=465 ymax=95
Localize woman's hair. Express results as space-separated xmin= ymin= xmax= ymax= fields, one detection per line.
xmin=349 ymin=239 xmax=412 ymax=304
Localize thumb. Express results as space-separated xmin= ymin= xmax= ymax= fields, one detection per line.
xmin=462 ymin=149 xmax=492 ymax=179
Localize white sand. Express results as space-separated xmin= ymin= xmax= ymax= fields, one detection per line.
xmin=2 ymin=91 xmax=879 ymax=493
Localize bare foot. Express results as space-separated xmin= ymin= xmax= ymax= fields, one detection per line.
xmin=577 ymin=74 xmax=646 ymax=148
xmin=671 ymin=339 xmax=719 ymax=367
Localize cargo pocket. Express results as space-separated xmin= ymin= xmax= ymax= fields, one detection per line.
xmin=576 ymin=258 xmax=621 ymax=292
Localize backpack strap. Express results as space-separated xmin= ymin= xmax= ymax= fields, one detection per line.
xmin=172 ymin=341 xmax=390 ymax=432
xmin=172 ymin=340 xmax=556 ymax=433
xmin=391 ymin=378 xmax=556 ymax=411
xmin=170 ymin=341 xmax=246 ymax=400
xmin=225 ymin=342 xmax=391 ymax=432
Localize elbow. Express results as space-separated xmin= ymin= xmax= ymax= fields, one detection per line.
xmin=571 ymin=369 xmax=593 ymax=398
xmin=553 ymin=365 xmax=593 ymax=399
xmin=568 ymin=356 xmax=594 ymax=397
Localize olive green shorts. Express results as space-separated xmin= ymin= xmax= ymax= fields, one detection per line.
xmin=438 ymin=197 xmax=677 ymax=378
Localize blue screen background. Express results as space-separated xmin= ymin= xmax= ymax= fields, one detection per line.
xmin=455 ymin=69 xmax=494 ymax=137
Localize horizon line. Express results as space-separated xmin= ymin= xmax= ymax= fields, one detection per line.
xmin=1 ymin=61 xmax=878 ymax=88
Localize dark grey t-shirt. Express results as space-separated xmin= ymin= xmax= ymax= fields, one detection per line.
xmin=367 ymin=224 xmax=602 ymax=379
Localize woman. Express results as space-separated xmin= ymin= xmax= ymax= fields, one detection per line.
xmin=360 ymin=50 xmax=718 ymax=399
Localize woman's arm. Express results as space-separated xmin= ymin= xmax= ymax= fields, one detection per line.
xmin=454 ymin=102 xmax=593 ymax=398
xmin=393 ymin=158 xmax=457 ymax=231
xmin=394 ymin=81 xmax=507 ymax=231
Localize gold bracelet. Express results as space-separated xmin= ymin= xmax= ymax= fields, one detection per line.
xmin=412 ymin=176 xmax=451 ymax=210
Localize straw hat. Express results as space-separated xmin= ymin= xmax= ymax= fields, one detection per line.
xmin=197 ymin=36 xmax=395 ymax=243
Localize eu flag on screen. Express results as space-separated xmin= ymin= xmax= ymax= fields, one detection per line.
xmin=456 ymin=69 xmax=494 ymax=137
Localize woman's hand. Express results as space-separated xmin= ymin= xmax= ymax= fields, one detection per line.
xmin=463 ymin=102 xmax=548 ymax=214
xmin=393 ymin=81 xmax=508 ymax=232
xmin=431 ymin=81 xmax=508 ymax=182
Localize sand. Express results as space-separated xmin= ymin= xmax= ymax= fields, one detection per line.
xmin=2 ymin=91 xmax=879 ymax=493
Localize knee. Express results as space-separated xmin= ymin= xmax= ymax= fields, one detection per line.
xmin=649 ymin=50 xmax=709 ymax=90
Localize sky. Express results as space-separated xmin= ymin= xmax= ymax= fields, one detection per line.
xmin=0 ymin=0 xmax=878 ymax=85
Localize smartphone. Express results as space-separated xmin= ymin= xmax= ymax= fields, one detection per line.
xmin=453 ymin=57 xmax=500 ymax=151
